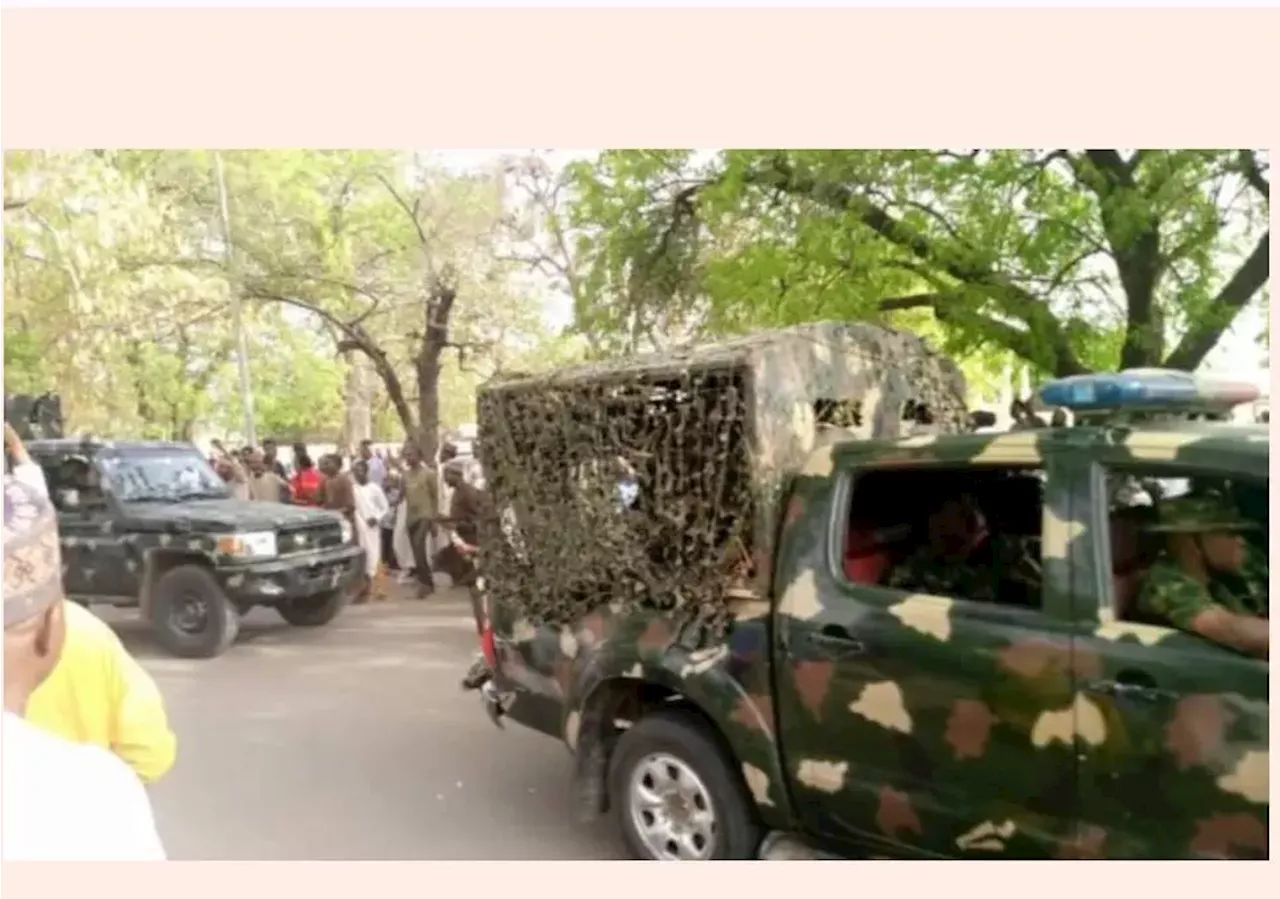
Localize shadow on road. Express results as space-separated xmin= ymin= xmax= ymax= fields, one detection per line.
xmin=105 ymin=592 xmax=624 ymax=859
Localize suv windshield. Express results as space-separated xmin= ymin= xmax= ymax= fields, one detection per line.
xmin=100 ymin=448 xmax=230 ymax=503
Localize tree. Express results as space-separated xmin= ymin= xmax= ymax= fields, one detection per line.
xmin=4 ymin=150 xmax=564 ymax=447
xmin=62 ymin=150 xmax=544 ymax=456
xmin=223 ymin=153 xmax=539 ymax=459
xmin=563 ymin=150 xmax=1270 ymax=377
xmin=4 ymin=150 xmax=240 ymax=436
xmin=3 ymin=152 xmax=347 ymax=440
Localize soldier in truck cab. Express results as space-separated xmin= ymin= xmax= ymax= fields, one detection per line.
xmin=886 ymin=492 xmax=1000 ymax=602
xmin=885 ymin=489 xmax=1040 ymax=606
xmin=1135 ymin=494 xmax=1269 ymax=660
xmin=49 ymin=457 xmax=103 ymax=511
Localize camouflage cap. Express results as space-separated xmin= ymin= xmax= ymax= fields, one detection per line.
xmin=1147 ymin=494 xmax=1260 ymax=534
xmin=3 ymin=475 xmax=65 ymax=628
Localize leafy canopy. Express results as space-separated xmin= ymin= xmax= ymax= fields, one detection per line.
xmin=562 ymin=149 xmax=1269 ymax=380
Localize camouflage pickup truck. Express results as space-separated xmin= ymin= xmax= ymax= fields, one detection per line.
xmin=468 ymin=324 xmax=1269 ymax=861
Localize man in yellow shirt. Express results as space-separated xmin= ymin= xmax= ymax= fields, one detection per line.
xmin=5 ymin=423 xmax=176 ymax=784
xmin=25 ymin=600 xmax=177 ymax=784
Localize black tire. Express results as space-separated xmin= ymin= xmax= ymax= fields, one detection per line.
xmin=607 ymin=708 xmax=763 ymax=860
xmin=276 ymin=589 xmax=348 ymax=627
xmin=149 ymin=564 xmax=240 ymax=659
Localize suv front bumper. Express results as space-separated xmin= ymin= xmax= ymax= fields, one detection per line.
xmin=219 ymin=544 xmax=366 ymax=604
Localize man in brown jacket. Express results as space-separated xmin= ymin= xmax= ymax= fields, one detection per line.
xmin=434 ymin=460 xmax=488 ymax=588
xmin=318 ymin=454 xmax=357 ymax=526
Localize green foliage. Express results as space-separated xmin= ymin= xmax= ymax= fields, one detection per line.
xmin=8 ymin=149 xmax=1266 ymax=445
xmin=219 ymin=327 xmax=348 ymax=443
xmin=562 ymin=150 xmax=1270 ymax=379
xmin=4 ymin=150 xmax=551 ymax=447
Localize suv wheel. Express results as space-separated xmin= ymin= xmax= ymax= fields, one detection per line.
xmin=150 ymin=564 xmax=240 ymax=659
xmin=607 ymin=708 xmax=762 ymax=860
xmin=276 ymin=589 xmax=347 ymax=627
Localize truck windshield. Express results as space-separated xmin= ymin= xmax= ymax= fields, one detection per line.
xmin=100 ymin=449 xmax=230 ymax=503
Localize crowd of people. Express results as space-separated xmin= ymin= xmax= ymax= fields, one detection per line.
xmin=206 ymin=437 xmax=489 ymax=601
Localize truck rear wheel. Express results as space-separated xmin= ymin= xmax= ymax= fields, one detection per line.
xmin=150 ymin=564 xmax=240 ymax=659
xmin=276 ymin=589 xmax=347 ymax=627
xmin=607 ymin=708 xmax=762 ymax=860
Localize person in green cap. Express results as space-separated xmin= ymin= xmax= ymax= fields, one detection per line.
xmin=1134 ymin=493 xmax=1268 ymax=659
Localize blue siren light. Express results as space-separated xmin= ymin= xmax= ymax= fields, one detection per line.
xmin=1037 ymin=368 xmax=1259 ymax=414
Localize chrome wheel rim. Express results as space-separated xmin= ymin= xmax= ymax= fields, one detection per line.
xmin=172 ymin=591 xmax=209 ymax=634
xmin=627 ymin=752 xmax=717 ymax=860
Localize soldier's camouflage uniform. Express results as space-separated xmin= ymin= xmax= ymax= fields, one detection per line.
xmin=1135 ymin=495 xmax=1269 ymax=630
xmin=885 ymin=547 xmax=998 ymax=602
xmin=885 ymin=533 xmax=1035 ymax=603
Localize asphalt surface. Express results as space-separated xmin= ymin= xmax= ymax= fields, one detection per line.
xmin=99 ymin=587 xmax=626 ymax=860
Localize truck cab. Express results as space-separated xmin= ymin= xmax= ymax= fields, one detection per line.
xmin=470 ymin=348 xmax=1269 ymax=861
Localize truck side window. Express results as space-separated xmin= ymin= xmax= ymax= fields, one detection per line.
xmin=1105 ymin=469 xmax=1268 ymax=627
xmin=842 ymin=464 xmax=1046 ymax=610
xmin=42 ymin=454 xmax=108 ymax=513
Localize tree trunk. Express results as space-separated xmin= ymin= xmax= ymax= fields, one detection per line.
xmin=124 ymin=340 xmax=155 ymax=426
xmin=413 ymin=281 xmax=458 ymax=461
xmin=247 ymin=292 xmax=420 ymax=443
xmin=360 ymin=343 xmax=416 ymax=442
xmin=340 ymin=352 xmax=373 ymax=448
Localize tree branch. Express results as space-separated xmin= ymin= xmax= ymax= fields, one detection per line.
xmin=1066 ymin=150 xmax=1164 ymax=367
xmin=243 ymin=289 xmax=417 ymax=434
xmin=748 ymin=159 xmax=1088 ymax=376
xmin=1162 ymin=230 xmax=1270 ymax=371
xmin=878 ymin=291 xmax=1054 ymax=369
xmin=1236 ymin=150 xmax=1270 ymax=200
xmin=375 ymin=173 xmax=429 ymax=247
xmin=1083 ymin=149 xmax=1137 ymax=189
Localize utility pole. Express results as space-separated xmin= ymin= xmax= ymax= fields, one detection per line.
xmin=213 ymin=151 xmax=257 ymax=447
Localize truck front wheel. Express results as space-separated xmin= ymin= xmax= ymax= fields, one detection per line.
xmin=149 ymin=564 xmax=240 ymax=659
xmin=607 ymin=709 xmax=762 ymax=860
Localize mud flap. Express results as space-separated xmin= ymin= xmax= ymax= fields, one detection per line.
xmin=480 ymin=681 xmax=508 ymax=729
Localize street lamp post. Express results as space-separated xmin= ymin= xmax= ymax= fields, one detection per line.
xmin=213 ymin=151 xmax=257 ymax=447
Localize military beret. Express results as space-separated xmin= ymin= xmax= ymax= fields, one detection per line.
xmin=1148 ymin=494 xmax=1260 ymax=534
xmin=3 ymin=474 xmax=65 ymax=628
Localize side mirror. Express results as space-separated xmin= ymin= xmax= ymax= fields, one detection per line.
xmin=56 ymin=488 xmax=81 ymax=510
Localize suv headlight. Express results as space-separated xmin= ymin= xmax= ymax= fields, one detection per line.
xmin=216 ymin=531 xmax=278 ymax=559
xmin=339 ymin=519 xmax=354 ymax=545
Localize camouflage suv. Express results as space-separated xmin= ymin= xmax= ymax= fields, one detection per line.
xmin=469 ymin=329 xmax=1269 ymax=861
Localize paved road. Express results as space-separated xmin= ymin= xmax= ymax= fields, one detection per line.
xmin=100 ymin=590 xmax=625 ymax=860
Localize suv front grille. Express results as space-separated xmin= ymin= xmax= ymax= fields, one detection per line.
xmin=278 ymin=523 xmax=344 ymax=555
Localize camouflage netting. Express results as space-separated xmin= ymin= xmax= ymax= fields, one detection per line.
xmin=476 ymin=322 xmax=968 ymax=644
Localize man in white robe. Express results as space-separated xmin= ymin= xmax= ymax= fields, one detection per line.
xmin=353 ymin=460 xmax=390 ymax=599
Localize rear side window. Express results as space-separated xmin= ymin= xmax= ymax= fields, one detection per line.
xmin=838 ymin=464 xmax=1047 ymax=610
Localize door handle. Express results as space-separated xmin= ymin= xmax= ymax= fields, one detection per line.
xmin=810 ymin=624 xmax=865 ymax=658
xmin=1084 ymin=675 xmax=1174 ymax=704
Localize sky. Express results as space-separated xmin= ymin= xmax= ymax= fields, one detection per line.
xmin=429 ymin=148 xmax=1270 ymax=390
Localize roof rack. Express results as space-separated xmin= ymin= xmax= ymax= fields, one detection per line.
xmin=1037 ymin=368 xmax=1260 ymax=427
